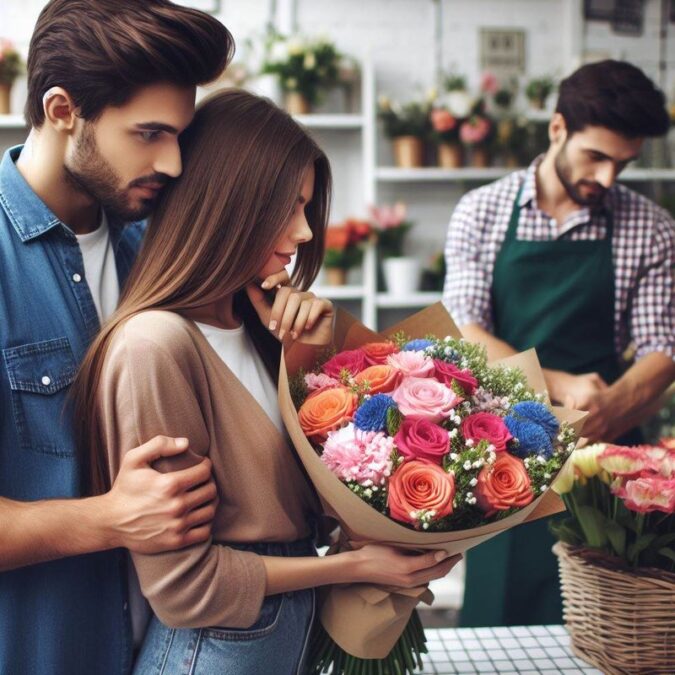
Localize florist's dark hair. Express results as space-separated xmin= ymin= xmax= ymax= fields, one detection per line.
xmin=25 ymin=0 xmax=234 ymax=128
xmin=555 ymin=60 xmax=670 ymax=139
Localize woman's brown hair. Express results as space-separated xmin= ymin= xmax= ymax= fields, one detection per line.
xmin=72 ymin=89 xmax=331 ymax=494
xmin=26 ymin=0 xmax=234 ymax=128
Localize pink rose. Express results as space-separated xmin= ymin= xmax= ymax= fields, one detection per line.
xmin=387 ymin=351 xmax=435 ymax=378
xmin=392 ymin=377 xmax=462 ymax=423
xmin=613 ymin=475 xmax=675 ymax=514
xmin=394 ymin=418 xmax=450 ymax=464
xmin=461 ymin=412 xmax=512 ymax=452
xmin=433 ymin=360 xmax=478 ymax=396
xmin=322 ymin=349 xmax=367 ymax=379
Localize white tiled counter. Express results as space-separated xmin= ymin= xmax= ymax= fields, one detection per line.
xmin=420 ymin=625 xmax=602 ymax=674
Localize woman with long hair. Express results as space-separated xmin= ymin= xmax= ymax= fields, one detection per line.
xmin=72 ymin=89 xmax=459 ymax=674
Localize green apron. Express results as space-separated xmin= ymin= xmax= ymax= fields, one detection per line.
xmin=461 ymin=186 xmax=639 ymax=627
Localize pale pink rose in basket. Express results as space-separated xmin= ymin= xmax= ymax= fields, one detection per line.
xmin=392 ymin=376 xmax=462 ymax=423
xmin=612 ymin=475 xmax=675 ymax=514
xmin=598 ymin=445 xmax=655 ymax=478
xmin=386 ymin=350 xmax=435 ymax=378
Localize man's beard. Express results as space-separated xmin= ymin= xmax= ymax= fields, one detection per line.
xmin=64 ymin=123 xmax=165 ymax=221
xmin=554 ymin=141 xmax=607 ymax=208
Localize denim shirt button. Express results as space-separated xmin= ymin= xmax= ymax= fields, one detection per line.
xmin=72 ymin=273 xmax=82 ymax=283
xmin=41 ymin=375 xmax=51 ymax=386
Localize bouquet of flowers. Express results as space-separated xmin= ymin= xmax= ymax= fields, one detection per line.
xmin=279 ymin=304 xmax=586 ymax=675
xmin=261 ymin=33 xmax=341 ymax=106
xmin=378 ymin=96 xmax=431 ymax=140
xmin=323 ymin=219 xmax=372 ymax=271
xmin=552 ymin=440 xmax=675 ymax=570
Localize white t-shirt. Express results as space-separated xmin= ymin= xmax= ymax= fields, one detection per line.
xmin=195 ymin=321 xmax=284 ymax=433
xmin=75 ymin=211 xmax=119 ymax=322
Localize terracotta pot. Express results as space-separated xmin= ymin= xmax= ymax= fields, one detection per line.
xmin=505 ymin=153 xmax=520 ymax=168
xmin=324 ymin=267 xmax=347 ymax=286
xmin=285 ymin=92 xmax=310 ymax=115
xmin=437 ymin=143 xmax=463 ymax=168
xmin=471 ymin=147 xmax=490 ymax=168
xmin=0 ymin=84 xmax=11 ymax=115
xmin=529 ymin=97 xmax=545 ymax=110
xmin=392 ymin=136 xmax=424 ymax=168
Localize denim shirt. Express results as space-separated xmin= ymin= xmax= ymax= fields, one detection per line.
xmin=0 ymin=146 xmax=144 ymax=675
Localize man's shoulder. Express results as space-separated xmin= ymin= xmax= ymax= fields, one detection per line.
xmin=610 ymin=183 xmax=673 ymax=228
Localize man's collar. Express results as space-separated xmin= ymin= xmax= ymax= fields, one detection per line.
xmin=0 ymin=145 xmax=128 ymax=243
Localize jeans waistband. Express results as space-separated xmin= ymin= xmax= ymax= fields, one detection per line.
xmin=226 ymin=537 xmax=316 ymax=558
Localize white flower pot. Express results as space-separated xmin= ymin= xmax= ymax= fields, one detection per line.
xmin=382 ymin=257 xmax=420 ymax=295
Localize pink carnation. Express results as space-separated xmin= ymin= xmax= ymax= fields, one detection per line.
xmin=613 ymin=475 xmax=675 ymax=514
xmin=321 ymin=423 xmax=395 ymax=486
xmin=459 ymin=116 xmax=491 ymax=145
xmin=392 ymin=377 xmax=462 ymax=423
xmin=387 ymin=351 xmax=435 ymax=378
xmin=598 ymin=445 xmax=653 ymax=478
xmin=304 ymin=372 xmax=340 ymax=393
xmin=369 ymin=202 xmax=407 ymax=231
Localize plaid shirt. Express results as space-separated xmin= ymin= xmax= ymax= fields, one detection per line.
xmin=443 ymin=157 xmax=675 ymax=363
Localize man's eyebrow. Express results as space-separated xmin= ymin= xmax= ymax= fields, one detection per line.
xmin=133 ymin=122 xmax=179 ymax=134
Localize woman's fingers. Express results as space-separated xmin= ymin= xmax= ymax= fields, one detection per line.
xmin=261 ymin=269 xmax=290 ymax=290
xmin=290 ymin=299 xmax=313 ymax=339
xmin=305 ymin=298 xmax=333 ymax=332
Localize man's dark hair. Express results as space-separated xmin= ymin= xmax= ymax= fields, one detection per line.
xmin=556 ymin=60 xmax=670 ymax=139
xmin=25 ymin=0 xmax=234 ymax=128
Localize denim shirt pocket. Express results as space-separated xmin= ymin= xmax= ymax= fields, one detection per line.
xmin=3 ymin=337 xmax=78 ymax=457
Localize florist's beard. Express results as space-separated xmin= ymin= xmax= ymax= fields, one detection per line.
xmin=64 ymin=124 xmax=162 ymax=222
xmin=554 ymin=143 xmax=607 ymax=208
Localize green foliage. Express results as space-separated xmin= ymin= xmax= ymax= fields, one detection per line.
xmin=376 ymin=222 xmax=413 ymax=258
xmin=0 ymin=46 xmax=22 ymax=85
xmin=525 ymin=77 xmax=555 ymax=104
xmin=378 ymin=100 xmax=432 ymax=139
xmin=323 ymin=244 xmax=364 ymax=270
xmin=289 ymin=368 xmax=309 ymax=409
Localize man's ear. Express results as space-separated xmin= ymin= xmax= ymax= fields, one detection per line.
xmin=548 ymin=112 xmax=567 ymax=147
xmin=42 ymin=86 xmax=79 ymax=133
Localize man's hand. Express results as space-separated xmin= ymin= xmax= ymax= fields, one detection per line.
xmin=545 ymin=369 xmax=608 ymax=408
xmin=102 ymin=436 xmax=217 ymax=553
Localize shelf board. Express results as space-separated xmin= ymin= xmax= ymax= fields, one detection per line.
xmin=377 ymin=291 xmax=441 ymax=308
xmin=312 ymin=284 xmax=366 ymax=300
xmin=376 ymin=166 xmax=675 ymax=183
xmin=0 ymin=115 xmax=27 ymax=129
xmin=293 ymin=114 xmax=364 ymax=129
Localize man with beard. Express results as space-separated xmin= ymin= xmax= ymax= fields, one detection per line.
xmin=442 ymin=60 xmax=675 ymax=626
xmin=0 ymin=1 xmax=233 ymax=673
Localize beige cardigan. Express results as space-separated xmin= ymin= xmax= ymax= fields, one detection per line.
xmin=98 ymin=310 xmax=319 ymax=629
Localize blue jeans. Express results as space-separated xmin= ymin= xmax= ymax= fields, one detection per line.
xmin=133 ymin=539 xmax=316 ymax=675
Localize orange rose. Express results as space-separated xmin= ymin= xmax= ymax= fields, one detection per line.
xmin=299 ymin=386 xmax=357 ymax=443
xmin=361 ymin=341 xmax=399 ymax=366
xmin=388 ymin=459 xmax=455 ymax=526
xmin=353 ymin=365 xmax=402 ymax=394
xmin=475 ymin=453 xmax=534 ymax=516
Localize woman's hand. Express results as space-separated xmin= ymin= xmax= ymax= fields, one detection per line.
xmin=246 ymin=270 xmax=334 ymax=346
xmin=348 ymin=544 xmax=462 ymax=588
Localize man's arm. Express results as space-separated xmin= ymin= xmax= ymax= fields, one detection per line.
xmin=0 ymin=436 xmax=217 ymax=573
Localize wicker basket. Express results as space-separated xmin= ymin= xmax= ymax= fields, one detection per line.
xmin=553 ymin=542 xmax=675 ymax=674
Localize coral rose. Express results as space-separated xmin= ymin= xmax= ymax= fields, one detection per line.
xmin=361 ymin=341 xmax=399 ymax=366
xmin=461 ymin=412 xmax=512 ymax=452
xmin=388 ymin=459 xmax=455 ymax=526
xmin=322 ymin=349 xmax=367 ymax=379
xmin=433 ymin=360 xmax=478 ymax=396
xmin=394 ymin=418 xmax=450 ymax=464
xmin=299 ymin=386 xmax=357 ymax=442
xmin=475 ymin=453 xmax=533 ymax=516
xmin=392 ymin=377 xmax=462 ymax=423
xmin=353 ymin=365 xmax=402 ymax=394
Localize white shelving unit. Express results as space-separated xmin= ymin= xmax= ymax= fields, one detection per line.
xmin=0 ymin=114 xmax=26 ymax=129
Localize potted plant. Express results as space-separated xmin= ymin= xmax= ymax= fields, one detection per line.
xmin=322 ymin=219 xmax=371 ymax=286
xmin=525 ymin=76 xmax=555 ymax=110
xmin=459 ymin=113 xmax=493 ymax=167
xmin=551 ymin=440 xmax=675 ymax=674
xmin=420 ymin=251 xmax=446 ymax=291
xmin=430 ymin=106 xmax=462 ymax=168
xmin=369 ymin=202 xmax=419 ymax=294
xmin=261 ymin=33 xmax=341 ymax=114
xmin=0 ymin=39 xmax=22 ymax=115
xmin=378 ymin=96 xmax=431 ymax=168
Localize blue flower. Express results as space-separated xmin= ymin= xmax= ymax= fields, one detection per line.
xmin=354 ymin=394 xmax=397 ymax=432
xmin=511 ymin=401 xmax=559 ymax=440
xmin=505 ymin=416 xmax=553 ymax=458
xmin=403 ymin=339 xmax=435 ymax=352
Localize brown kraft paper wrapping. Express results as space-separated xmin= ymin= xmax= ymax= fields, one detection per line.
xmin=278 ymin=302 xmax=587 ymax=659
